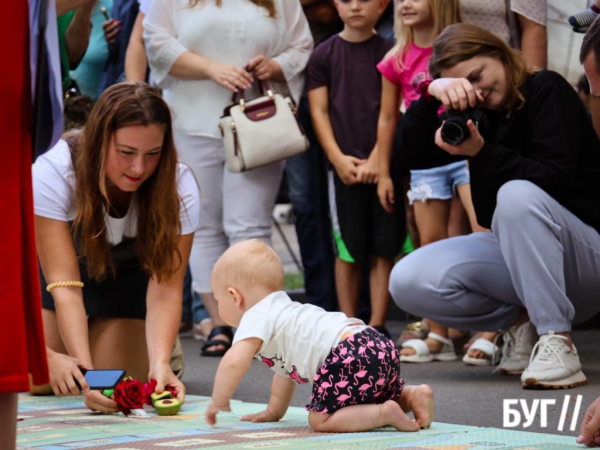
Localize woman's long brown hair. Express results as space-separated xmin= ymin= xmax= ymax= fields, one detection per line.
xmin=429 ymin=24 xmax=536 ymax=110
xmin=71 ymin=82 xmax=182 ymax=282
xmin=188 ymin=0 xmax=276 ymax=17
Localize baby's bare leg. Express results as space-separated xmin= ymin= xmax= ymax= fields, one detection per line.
xmin=395 ymin=385 xmax=435 ymax=428
xmin=309 ymin=400 xmax=420 ymax=433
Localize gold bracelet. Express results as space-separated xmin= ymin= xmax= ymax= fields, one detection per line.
xmin=46 ymin=281 xmax=85 ymax=292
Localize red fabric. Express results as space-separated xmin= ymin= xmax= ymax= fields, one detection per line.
xmin=0 ymin=0 xmax=49 ymax=392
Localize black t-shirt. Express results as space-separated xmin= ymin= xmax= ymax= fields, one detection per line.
xmin=306 ymin=34 xmax=393 ymax=160
xmin=403 ymin=70 xmax=600 ymax=232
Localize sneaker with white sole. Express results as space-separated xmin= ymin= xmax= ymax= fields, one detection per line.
xmin=521 ymin=332 xmax=588 ymax=389
xmin=498 ymin=321 xmax=537 ymax=376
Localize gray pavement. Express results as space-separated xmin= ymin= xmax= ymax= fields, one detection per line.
xmin=180 ymin=322 xmax=600 ymax=440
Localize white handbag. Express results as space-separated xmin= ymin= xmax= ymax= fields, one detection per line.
xmin=219 ymin=78 xmax=309 ymax=173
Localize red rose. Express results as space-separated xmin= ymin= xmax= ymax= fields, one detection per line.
xmin=143 ymin=379 xmax=158 ymax=406
xmin=113 ymin=378 xmax=146 ymax=415
xmin=166 ymin=385 xmax=177 ymax=398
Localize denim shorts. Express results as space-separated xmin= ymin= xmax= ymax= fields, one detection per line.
xmin=408 ymin=160 xmax=470 ymax=205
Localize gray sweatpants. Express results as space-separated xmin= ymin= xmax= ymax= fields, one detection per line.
xmin=390 ymin=180 xmax=600 ymax=335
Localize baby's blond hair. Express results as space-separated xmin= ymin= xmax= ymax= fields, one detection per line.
xmin=212 ymin=239 xmax=285 ymax=294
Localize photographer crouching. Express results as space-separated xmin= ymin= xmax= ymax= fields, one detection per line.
xmin=390 ymin=23 xmax=600 ymax=390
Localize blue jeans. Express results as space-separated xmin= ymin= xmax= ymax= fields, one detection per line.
xmin=182 ymin=267 xmax=209 ymax=324
xmin=285 ymin=97 xmax=337 ymax=311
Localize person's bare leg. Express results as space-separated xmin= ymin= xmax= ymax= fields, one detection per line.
xmin=447 ymin=196 xmax=470 ymax=237
xmin=401 ymin=200 xmax=451 ymax=356
xmin=89 ymin=318 xmax=149 ymax=382
xmin=457 ymin=184 xmax=489 ymax=232
xmin=335 ymin=259 xmax=361 ymax=318
xmin=0 ymin=392 xmax=17 ymax=449
xmin=308 ymin=400 xmax=420 ymax=433
xmin=199 ymin=292 xmax=229 ymax=353
xmin=395 ymin=385 xmax=435 ymax=428
xmin=30 ymin=309 xmax=68 ymax=395
xmin=413 ymin=199 xmax=451 ymax=245
xmin=369 ymin=256 xmax=393 ymax=327
xmin=403 ymin=175 xmax=420 ymax=249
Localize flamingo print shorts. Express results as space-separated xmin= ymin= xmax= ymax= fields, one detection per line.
xmin=306 ymin=327 xmax=404 ymax=414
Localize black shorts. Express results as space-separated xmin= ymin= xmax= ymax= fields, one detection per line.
xmin=41 ymin=237 xmax=149 ymax=320
xmin=329 ymin=171 xmax=405 ymax=263
xmin=306 ymin=327 xmax=404 ymax=414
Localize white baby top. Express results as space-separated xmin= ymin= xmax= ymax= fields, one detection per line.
xmin=143 ymin=0 xmax=313 ymax=138
xmin=32 ymin=139 xmax=200 ymax=245
xmin=233 ymin=291 xmax=364 ymax=384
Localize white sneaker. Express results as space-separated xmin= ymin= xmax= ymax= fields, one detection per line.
xmin=498 ymin=321 xmax=537 ymax=375
xmin=521 ymin=332 xmax=588 ymax=389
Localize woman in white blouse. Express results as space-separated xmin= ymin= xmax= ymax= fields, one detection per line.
xmin=144 ymin=0 xmax=313 ymax=356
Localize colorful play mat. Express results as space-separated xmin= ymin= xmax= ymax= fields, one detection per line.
xmin=17 ymin=394 xmax=581 ymax=449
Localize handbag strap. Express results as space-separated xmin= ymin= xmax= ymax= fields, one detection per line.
xmin=230 ymin=66 xmax=275 ymax=109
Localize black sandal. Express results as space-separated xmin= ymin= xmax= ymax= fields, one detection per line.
xmin=201 ymin=326 xmax=234 ymax=357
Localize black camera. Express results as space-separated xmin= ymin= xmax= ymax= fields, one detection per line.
xmin=441 ymin=107 xmax=487 ymax=145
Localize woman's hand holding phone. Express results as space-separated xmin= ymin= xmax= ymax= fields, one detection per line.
xmin=47 ymin=348 xmax=90 ymax=396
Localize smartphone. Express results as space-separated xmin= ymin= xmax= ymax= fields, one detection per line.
xmin=77 ymin=369 xmax=126 ymax=390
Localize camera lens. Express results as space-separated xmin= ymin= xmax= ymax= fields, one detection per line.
xmin=441 ymin=121 xmax=467 ymax=145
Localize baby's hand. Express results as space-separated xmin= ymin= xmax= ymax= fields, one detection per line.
xmin=240 ymin=409 xmax=280 ymax=423
xmin=205 ymin=401 xmax=231 ymax=425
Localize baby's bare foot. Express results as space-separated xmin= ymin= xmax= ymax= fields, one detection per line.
xmin=401 ymin=385 xmax=434 ymax=428
xmin=382 ymin=400 xmax=420 ymax=432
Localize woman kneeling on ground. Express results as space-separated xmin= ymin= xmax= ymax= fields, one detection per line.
xmin=390 ymin=23 xmax=600 ymax=389
xmin=31 ymin=82 xmax=200 ymax=412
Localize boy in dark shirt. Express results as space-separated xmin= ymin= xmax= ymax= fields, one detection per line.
xmin=307 ymin=0 xmax=402 ymax=334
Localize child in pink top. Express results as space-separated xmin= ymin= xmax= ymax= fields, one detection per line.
xmin=378 ymin=41 xmax=433 ymax=110
xmin=376 ymin=0 xmax=489 ymax=366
